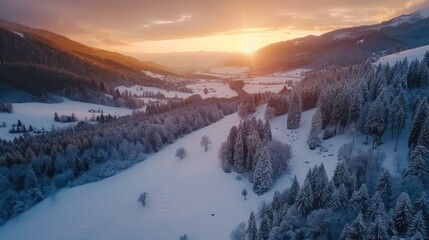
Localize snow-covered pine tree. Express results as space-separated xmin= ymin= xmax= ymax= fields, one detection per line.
xmin=408 ymin=211 xmax=427 ymax=239
xmin=417 ymin=119 xmax=429 ymax=149
xmin=328 ymin=184 xmax=349 ymax=211
xmin=245 ymin=129 xmax=261 ymax=171
xmin=367 ymin=219 xmax=388 ymax=240
xmin=294 ymin=178 xmax=314 ymax=215
xmin=263 ymin=120 xmax=272 ymax=141
xmin=417 ymin=58 xmax=429 ymax=88
xmin=341 ymin=214 xmax=367 ymax=240
xmin=233 ymin=130 xmax=246 ymax=173
xmin=307 ymin=108 xmax=323 ymax=150
xmin=365 ymin=91 xmax=389 ymax=150
xmin=376 ymin=170 xmax=393 ymax=206
xmin=287 ymin=91 xmax=302 ymax=129
xmin=350 ymin=184 xmax=370 ymax=216
xmin=287 ymin=175 xmax=300 ymax=205
xmin=258 ymin=210 xmax=271 ymax=240
xmin=413 ymin=192 xmax=429 ymax=238
xmin=247 ymin=212 xmax=258 ymax=240
xmin=253 ymin=145 xmax=273 ymax=195
xmin=368 ymin=191 xmax=387 ymax=223
xmin=393 ymin=192 xmax=413 ymax=237
xmin=405 ymin=145 xmax=429 ymax=177
xmin=409 ymin=98 xmax=428 ymax=149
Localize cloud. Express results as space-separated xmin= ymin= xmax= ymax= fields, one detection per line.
xmin=0 ymin=0 xmax=428 ymax=51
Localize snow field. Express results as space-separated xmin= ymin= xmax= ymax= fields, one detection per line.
xmin=116 ymin=85 xmax=193 ymax=99
xmin=377 ymin=44 xmax=429 ymax=66
xmin=0 ymin=98 xmax=133 ymax=141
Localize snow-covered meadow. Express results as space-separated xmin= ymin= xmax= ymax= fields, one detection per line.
xmin=377 ymin=44 xmax=429 ymax=65
xmin=0 ymin=98 xmax=132 ymax=141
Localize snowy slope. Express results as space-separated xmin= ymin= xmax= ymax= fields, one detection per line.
xmin=377 ymin=44 xmax=429 ymax=65
xmin=0 ymin=98 xmax=132 ymax=141
xmin=0 ymin=104 xmax=409 ymax=239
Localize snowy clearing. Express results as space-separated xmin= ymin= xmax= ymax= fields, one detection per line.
xmin=186 ymin=81 xmax=238 ymax=99
xmin=377 ymin=44 xmax=429 ymax=66
xmin=243 ymin=84 xmax=286 ymax=94
xmin=116 ymin=85 xmax=193 ymax=99
xmin=0 ymin=98 xmax=132 ymax=141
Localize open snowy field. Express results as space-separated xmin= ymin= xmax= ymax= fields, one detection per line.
xmin=116 ymin=85 xmax=193 ymax=99
xmin=0 ymin=104 xmax=408 ymax=239
xmin=0 ymin=98 xmax=133 ymax=141
xmin=187 ymin=81 xmax=238 ymax=99
xmin=377 ymin=44 xmax=429 ymax=65
xmin=243 ymin=84 xmax=286 ymax=94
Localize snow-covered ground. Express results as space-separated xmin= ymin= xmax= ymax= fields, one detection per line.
xmin=377 ymin=44 xmax=429 ymax=65
xmin=186 ymin=81 xmax=238 ymax=99
xmin=116 ymin=85 xmax=193 ymax=99
xmin=243 ymin=84 xmax=286 ymax=94
xmin=0 ymin=104 xmax=408 ymax=239
xmin=0 ymin=98 xmax=132 ymax=141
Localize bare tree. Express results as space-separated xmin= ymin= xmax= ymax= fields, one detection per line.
xmin=241 ymin=188 xmax=248 ymax=200
xmin=176 ymin=147 xmax=187 ymax=159
xmin=138 ymin=192 xmax=147 ymax=206
xmin=200 ymin=135 xmax=212 ymax=152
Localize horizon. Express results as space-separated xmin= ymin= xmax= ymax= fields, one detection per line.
xmin=1 ymin=0 xmax=428 ymax=56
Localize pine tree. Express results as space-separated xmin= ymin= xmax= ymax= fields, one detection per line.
xmin=287 ymin=175 xmax=300 ymax=205
xmin=368 ymin=191 xmax=387 ymax=223
xmin=409 ymin=99 xmax=429 ymax=149
xmin=417 ymin=120 xmax=429 ymax=149
xmin=367 ymin=220 xmax=388 ymax=240
xmin=328 ymin=184 xmax=349 ymax=211
xmin=247 ymin=212 xmax=258 ymax=240
xmin=287 ymin=92 xmax=302 ymax=129
xmin=341 ymin=214 xmax=367 ymax=240
xmin=233 ymin=131 xmax=246 ymax=173
xmin=263 ymin=120 xmax=272 ymax=141
xmin=350 ymin=184 xmax=370 ymax=216
xmin=333 ymin=162 xmax=350 ymax=190
xmin=405 ymin=145 xmax=429 ymax=177
xmin=409 ymin=211 xmax=427 ymax=239
xmin=308 ymin=109 xmax=323 ymax=149
xmin=253 ymin=145 xmax=273 ymax=195
xmin=413 ymin=192 xmax=429 ymax=236
xmin=294 ymin=178 xmax=314 ymax=215
xmin=365 ymin=92 xmax=389 ymax=150
xmin=246 ymin=129 xmax=261 ymax=170
xmin=259 ymin=210 xmax=271 ymax=240
xmin=376 ymin=170 xmax=393 ymax=206
xmin=393 ymin=192 xmax=413 ymax=236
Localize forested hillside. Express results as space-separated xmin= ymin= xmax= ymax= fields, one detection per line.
xmin=231 ymin=52 xmax=429 ymax=240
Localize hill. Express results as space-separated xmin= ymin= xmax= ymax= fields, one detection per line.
xmin=226 ymin=6 xmax=429 ymax=74
xmin=0 ymin=19 xmax=176 ymax=102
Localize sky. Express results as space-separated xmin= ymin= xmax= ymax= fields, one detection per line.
xmin=0 ymin=0 xmax=428 ymax=54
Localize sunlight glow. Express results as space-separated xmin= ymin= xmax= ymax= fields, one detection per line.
xmin=109 ymin=28 xmax=321 ymax=54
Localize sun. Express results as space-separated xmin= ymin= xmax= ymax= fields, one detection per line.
xmin=241 ymin=35 xmax=257 ymax=54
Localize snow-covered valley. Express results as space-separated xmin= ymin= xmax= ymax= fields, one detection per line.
xmin=0 ymin=101 xmax=409 ymax=239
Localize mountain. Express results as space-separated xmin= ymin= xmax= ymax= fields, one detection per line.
xmin=237 ymin=6 xmax=429 ymax=74
xmin=134 ymin=51 xmax=250 ymax=70
xmin=0 ymin=19 xmax=176 ymax=100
